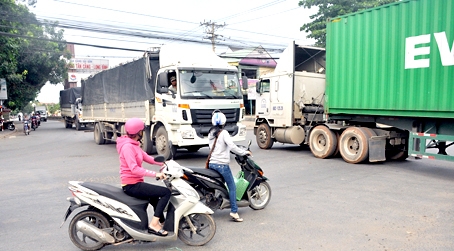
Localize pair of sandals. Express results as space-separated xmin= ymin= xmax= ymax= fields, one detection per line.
xmin=148 ymin=224 xmax=168 ymax=236
xmin=230 ymin=212 xmax=243 ymax=222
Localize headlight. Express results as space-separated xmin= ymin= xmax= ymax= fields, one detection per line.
xmin=181 ymin=130 xmax=194 ymax=139
xmin=239 ymin=127 xmax=247 ymax=136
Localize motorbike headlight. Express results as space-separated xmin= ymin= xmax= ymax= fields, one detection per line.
xmin=181 ymin=130 xmax=194 ymax=139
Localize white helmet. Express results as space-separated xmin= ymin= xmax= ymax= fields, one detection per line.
xmin=211 ymin=110 xmax=226 ymax=126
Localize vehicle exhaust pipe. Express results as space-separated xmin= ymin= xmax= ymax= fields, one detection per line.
xmin=76 ymin=220 xmax=115 ymax=244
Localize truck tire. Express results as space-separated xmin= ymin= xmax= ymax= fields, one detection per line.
xmin=256 ymin=123 xmax=273 ymax=149
xmin=65 ymin=122 xmax=72 ymax=128
xmin=155 ymin=126 xmax=177 ymax=160
xmin=339 ymin=127 xmax=371 ymax=164
xmin=309 ymin=125 xmax=338 ymax=159
xmin=94 ymin=123 xmax=106 ymax=145
xmin=141 ymin=126 xmax=154 ymax=154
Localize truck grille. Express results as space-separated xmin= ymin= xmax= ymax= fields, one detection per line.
xmin=190 ymin=108 xmax=240 ymax=137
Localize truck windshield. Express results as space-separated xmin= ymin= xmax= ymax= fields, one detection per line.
xmin=179 ymin=70 xmax=242 ymax=99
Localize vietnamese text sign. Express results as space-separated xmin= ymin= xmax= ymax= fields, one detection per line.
xmin=69 ymin=58 xmax=109 ymax=72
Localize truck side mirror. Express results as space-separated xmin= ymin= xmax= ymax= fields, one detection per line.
xmin=156 ymin=73 xmax=169 ymax=94
xmin=256 ymin=81 xmax=261 ymax=94
xmin=242 ymin=76 xmax=248 ymax=90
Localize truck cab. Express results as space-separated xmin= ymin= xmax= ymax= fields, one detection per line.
xmin=152 ymin=46 xmax=247 ymax=157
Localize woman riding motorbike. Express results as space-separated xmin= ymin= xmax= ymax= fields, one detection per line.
xmin=207 ymin=110 xmax=251 ymax=222
xmin=116 ymin=118 xmax=171 ymax=236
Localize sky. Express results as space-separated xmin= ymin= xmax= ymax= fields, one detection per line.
xmin=31 ymin=0 xmax=318 ymax=103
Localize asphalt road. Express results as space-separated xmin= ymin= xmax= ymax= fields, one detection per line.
xmin=1 ymin=120 xmax=454 ymax=251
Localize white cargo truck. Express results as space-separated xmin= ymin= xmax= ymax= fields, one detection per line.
xmin=34 ymin=105 xmax=48 ymax=122
xmin=60 ymin=87 xmax=94 ymax=130
xmin=82 ymin=45 xmax=248 ymax=159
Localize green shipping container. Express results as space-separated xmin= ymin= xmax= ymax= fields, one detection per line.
xmin=326 ymin=0 xmax=454 ymax=119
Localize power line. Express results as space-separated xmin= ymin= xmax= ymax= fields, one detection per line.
xmin=216 ymin=0 xmax=288 ymax=22
xmin=34 ymin=0 xmax=301 ymax=44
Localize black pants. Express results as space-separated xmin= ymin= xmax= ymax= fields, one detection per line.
xmin=123 ymin=182 xmax=171 ymax=223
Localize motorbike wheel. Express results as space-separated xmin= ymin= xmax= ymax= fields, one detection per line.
xmin=68 ymin=210 xmax=111 ymax=251
xmin=248 ymin=181 xmax=272 ymax=210
xmin=178 ymin=213 xmax=216 ymax=246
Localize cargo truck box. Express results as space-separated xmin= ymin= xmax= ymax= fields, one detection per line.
xmin=325 ymin=0 xmax=454 ymax=119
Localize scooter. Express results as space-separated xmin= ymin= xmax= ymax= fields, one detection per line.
xmin=23 ymin=121 xmax=30 ymax=135
xmin=182 ymin=140 xmax=272 ymax=212
xmin=62 ymin=155 xmax=216 ymax=250
xmin=31 ymin=117 xmax=38 ymax=130
xmin=7 ymin=122 xmax=15 ymax=131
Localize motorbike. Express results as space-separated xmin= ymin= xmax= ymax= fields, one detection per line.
xmin=181 ymin=140 xmax=272 ymax=212
xmin=36 ymin=114 xmax=41 ymax=126
xmin=31 ymin=117 xmax=38 ymax=130
xmin=23 ymin=121 xmax=30 ymax=135
xmin=62 ymin=155 xmax=216 ymax=250
xmin=7 ymin=122 xmax=15 ymax=131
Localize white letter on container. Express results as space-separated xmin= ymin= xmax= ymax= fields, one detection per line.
xmin=434 ymin=31 xmax=454 ymax=66
xmin=405 ymin=34 xmax=431 ymax=69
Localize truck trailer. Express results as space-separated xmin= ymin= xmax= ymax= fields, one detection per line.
xmin=60 ymin=87 xmax=94 ymax=130
xmin=254 ymin=0 xmax=454 ymax=163
xmin=81 ymin=45 xmax=247 ymax=159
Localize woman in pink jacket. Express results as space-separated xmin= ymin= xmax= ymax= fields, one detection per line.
xmin=117 ymin=118 xmax=171 ymax=236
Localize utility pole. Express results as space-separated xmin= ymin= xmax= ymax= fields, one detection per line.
xmin=200 ymin=20 xmax=226 ymax=52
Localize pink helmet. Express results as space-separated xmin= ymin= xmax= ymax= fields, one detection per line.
xmin=125 ymin=118 xmax=144 ymax=135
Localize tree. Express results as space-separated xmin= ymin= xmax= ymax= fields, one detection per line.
xmin=0 ymin=0 xmax=70 ymax=111
xmin=298 ymin=0 xmax=398 ymax=47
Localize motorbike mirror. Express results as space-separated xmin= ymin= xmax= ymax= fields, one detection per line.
xmin=154 ymin=156 xmax=166 ymax=163
xmin=247 ymin=140 xmax=252 ymax=149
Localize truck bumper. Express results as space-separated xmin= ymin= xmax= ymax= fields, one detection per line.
xmin=168 ymin=123 xmax=247 ymax=147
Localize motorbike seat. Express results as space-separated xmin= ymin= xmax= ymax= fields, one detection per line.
xmin=82 ymin=182 xmax=148 ymax=206
xmin=188 ymin=167 xmax=223 ymax=179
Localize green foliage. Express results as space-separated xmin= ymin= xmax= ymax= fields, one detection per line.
xmin=0 ymin=0 xmax=70 ymax=111
xmin=298 ymin=0 xmax=399 ymax=47
xmin=47 ymin=102 xmax=60 ymax=115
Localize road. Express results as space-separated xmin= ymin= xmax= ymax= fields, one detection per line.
xmin=1 ymin=120 xmax=454 ymax=251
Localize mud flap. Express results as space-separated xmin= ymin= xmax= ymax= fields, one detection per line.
xmin=369 ymin=136 xmax=386 ymax=162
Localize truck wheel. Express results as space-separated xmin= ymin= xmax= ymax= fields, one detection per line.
xmin=75 ymin=119 xmax=81 ymax=131
xmin=256 ymin=123 xmax=273 ymax=149
xmin=155 ymin=126 xmax=176 ymax=159
xmin=94 ymin=123 xmax=105 ymax=145
xmin=65 ymin=122 xmax=72 ymax=128
xmin=339 ymin=127 xmax=371 ymax=164
xmin=309 ymin=125 xmax=338 ymax=159
xmin=141 ymin=126 xmax=154 ymax=154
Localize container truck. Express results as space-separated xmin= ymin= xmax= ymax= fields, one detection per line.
xmin=81 ymin=45 xmax=247 ymax=159
xmin=254 ymin=0 xmax=454 ymax=163
xmin=60 ymin=87 xmax=94 ymax=130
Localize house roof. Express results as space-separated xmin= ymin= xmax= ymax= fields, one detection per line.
xmin=219 ymin=45 xmax=277 ymax=67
